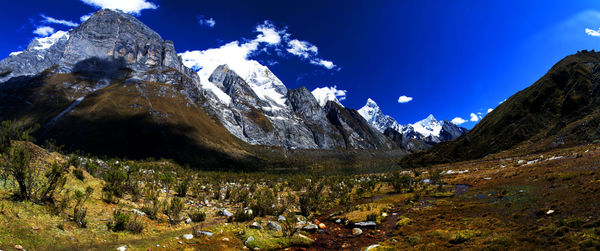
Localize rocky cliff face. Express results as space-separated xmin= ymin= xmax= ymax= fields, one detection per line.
xmin=325 ymin=101 xmax=393 ymax=149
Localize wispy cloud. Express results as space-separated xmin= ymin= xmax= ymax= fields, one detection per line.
xmin=287 ymin=39 xmax=336 ymax=69
xmin=40 ymin=14 xmax=78 ymax=27
xmin=33 ymin=26 xmax=55 ymax=37
xmin=470 ymin=112 xmax=480 ymax=122
xmin=397 ymin=95 xmax=413 ymax=103
xmin=198 ymin=15 xmax=216 ymax=28
xmin=80 ymin=0 xmax=158 ymax=15
xmin=80 ymin=13 xmax=94 ymax=22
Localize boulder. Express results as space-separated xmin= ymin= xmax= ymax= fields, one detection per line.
xmin=352 ymin=228 xmax=363 ymax=236
xmin=249 ymin=222 xmax=263 ymax=229
xmin=354 ymin=221 xmax=377 ymax=229
xmin=196 ymin=230 xmax=214 ymax=237
xmin=303 ymin=224 xmax=319 ymax=233
xmin=267 ymin=221 xmax=282 ymax=231
xmin=218 ymin=208 xmax=233 ymax=217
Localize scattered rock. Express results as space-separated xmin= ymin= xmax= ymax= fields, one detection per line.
xmin=196 ymin=230 xmax=214 ymax=237
xmin=222 ymin=237 xmax=230 ymax=241
xmin=303 ymin=224 xmax=319 ymax=233
xmin=342 ymin=243 xmax=351 ymax=248
xmin=381 ymin=212 xmax=388 ymax=217
xmin=366 ymin=244 xmax=380 ymax=250
xmin=483 ymin=177 xmax=492 ymax=180
xmin=218 ymin=208 xmax=233 ymax=217
xmin=278 ymin=215 xmax=286 ymax=221
xmin=132 ymin=209 xmax=145 ymax=216
xmin=116 ymin=245 xmax=127 ymax=251
xmin=352 ymin=228 xmax=363 ymax=236
xmin=318 ymin=223 xmax=326 ymax=229
xmin=184 ymin=218 xmax=192 ymax=224
xmin=267 ymin=221 xmax=282 ymax=231
xmin=546 ymin=209 xmax=555 ymax=215
xmin=31 ymin=226 xmax=40 ymax=230
xmin=354 ymin=221 xmax=377 ymax=229
xmin=14 ymin=245 xmax=23 ymax=250
xmin=249 ymin=222 xmax=263 ymax=229
xmin=245 ymin=236 xmax=255 ymax=246
xmin=183 ymin=234 xmax=194 ymax=240
xmin=178 ymin=241 xmax=183 ymax=244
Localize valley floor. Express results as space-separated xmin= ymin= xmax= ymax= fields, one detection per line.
xmin=1 ymin=143 xmax=600 ymax=250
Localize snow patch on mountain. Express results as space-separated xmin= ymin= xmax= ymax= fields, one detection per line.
xmin=410 ymin=114 xmax=442 ymax=137
xmin=311 ymin=86 xmax=346 ymax=107
xmin=30 ymin=30 xmax=69 ymax=51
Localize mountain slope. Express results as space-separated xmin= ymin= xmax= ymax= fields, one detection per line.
xmin=401 ymin=51 xmax=600 ymax=166
xmin=0 ymin=9 xmax=401 ymax=168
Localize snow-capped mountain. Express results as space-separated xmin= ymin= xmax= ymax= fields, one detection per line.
xmin=358 ymin=98 xmax=403 ymax=133
xmin=358 ymin=99 xmax=467 ymax=151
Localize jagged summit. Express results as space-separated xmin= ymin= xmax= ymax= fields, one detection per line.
xmin=357 ymin=98 xmax=402 ymax=133
xmin=358 ymin=99 xmax=466 ymax=152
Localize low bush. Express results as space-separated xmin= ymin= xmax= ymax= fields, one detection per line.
xmin=188 ymin=209 xmax=206 ymax=222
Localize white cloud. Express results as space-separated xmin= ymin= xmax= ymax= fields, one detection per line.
xmin=470 ymin=113 xmax=480 ymax=122
xmin=311 ymin=86 xmax=347 ymax=107
xmin=41 ymin=14 xmax=78 ymax=27
xmin=487 ymin=108 xmax=493 ymax=113
xmin=33 ymin=26 xmax=55 ymax=37
xmin=198 ymin=15 xmax=216 ymax=28
xmin=287 ymin=39 xmax=318 ymax=58
xmin=179 ymin=21 xmax=288 ymax=104
xmin=499 ymin=99 xmax=506 ymax=104
xmin=451 ymin=117 xmax=467 ymax=125
xmin=80 ymin=0 xmax=158 ymax=15
xmin=287 ymin=39 xmax=336 ymax=70
xmin=80 ymin=13 xmax=94 ymax=22
xmin=586 ymin=27 xmax=600 ymax=37
xmin=397 ymin=95 xmax=413 ymax=103
xmin=311 ymin=59 xmax=335 ymax=69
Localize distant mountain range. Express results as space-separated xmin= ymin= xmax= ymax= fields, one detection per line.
xmin=0 ymin=9 xmax=466 ymax=167
xmin=357 ymin=98 xmax=467 ymax=151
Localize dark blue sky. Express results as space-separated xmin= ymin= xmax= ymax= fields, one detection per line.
xmin=2 ymin=1 xmax=600 ymax=128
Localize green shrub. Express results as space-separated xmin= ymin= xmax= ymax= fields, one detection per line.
xmin=106 ymin=208 xmax=144 ymax=233
xmin=141 ymin=197 xmax=161 ymax=220
xmin=176 ymin=179 xmax=189 ymax=197
xmin=72 ymin=187 xmax=93 ymax=228
xmin=233 ymin=207 xmax=254 ymax=222
xmin=107 ymin=209 xmax=130 ymax=232
xmin=189 ymin=209 xmax=206 ymax=222
xmin=102 ymin=164 xmax=127 ymax=203
xmin=73 ymin=169 xmax=85 ymax=181
xmin=165 ymin=197 xmax=184 ymax=224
